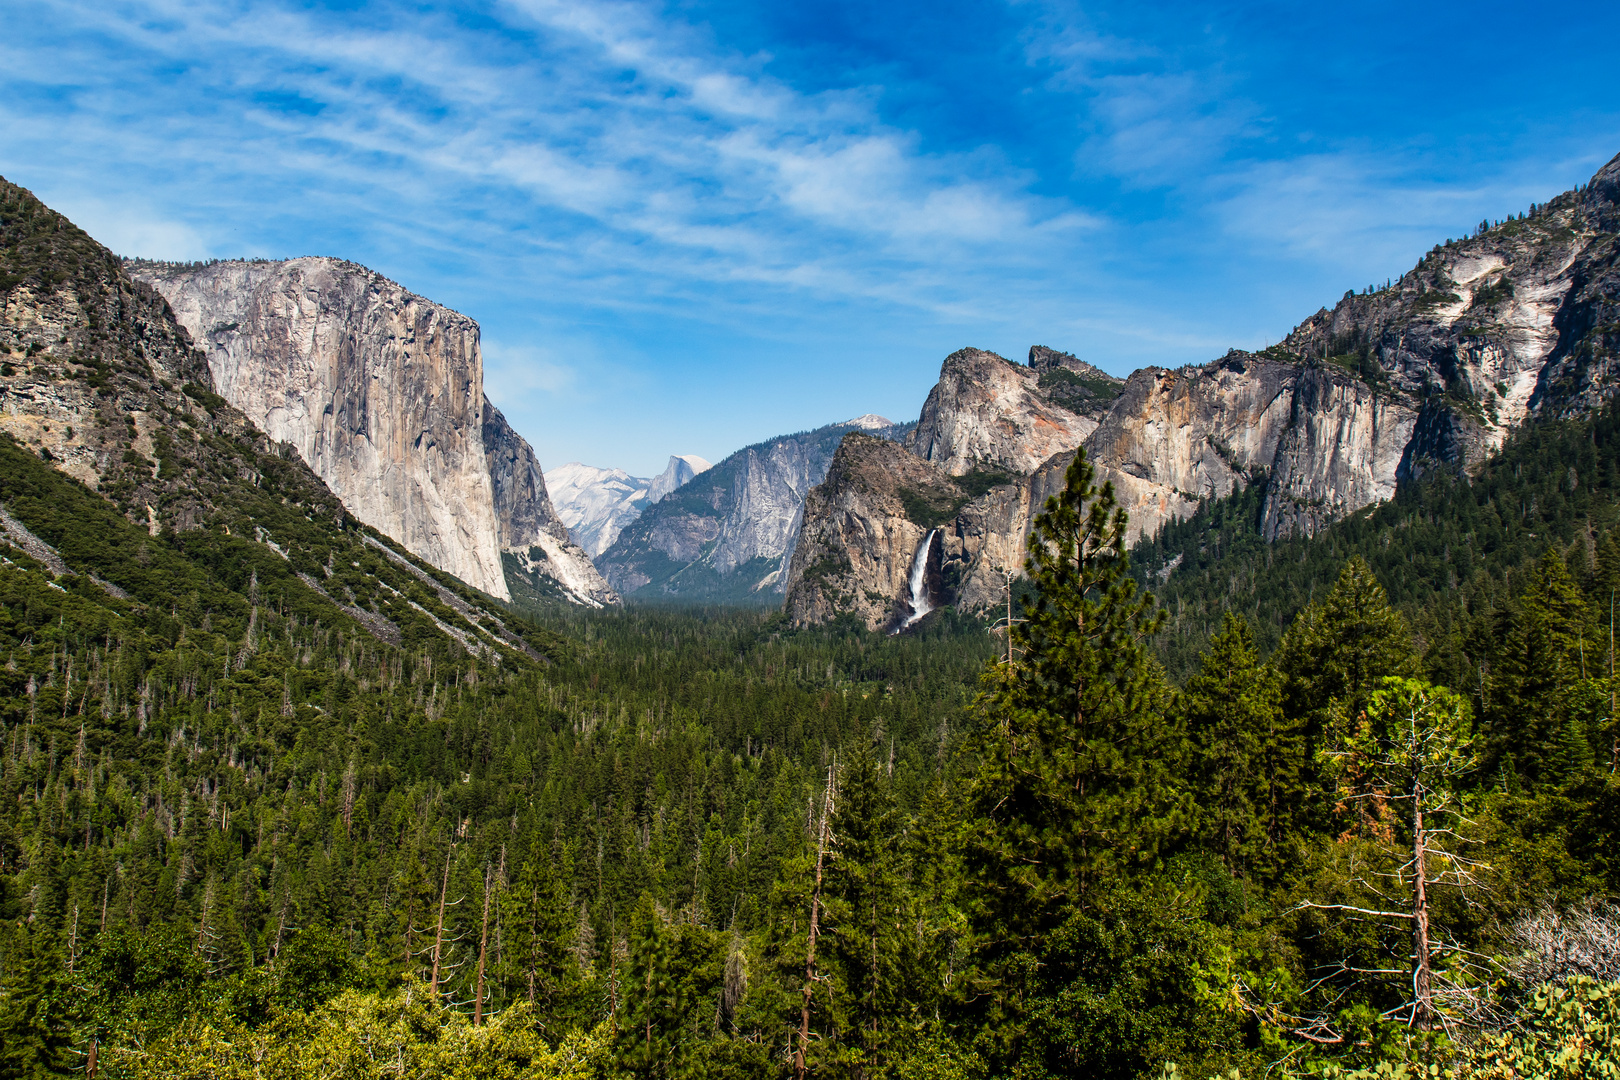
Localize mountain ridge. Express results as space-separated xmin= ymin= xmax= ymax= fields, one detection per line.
xmin=783 ymin=149 xmax=1620 ymax=630
xmin=597 ymin=416 xmax=911 ymax=601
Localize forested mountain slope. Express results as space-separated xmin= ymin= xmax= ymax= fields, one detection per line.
xmin=1138 ymin=398 xmax=1620 ymax=685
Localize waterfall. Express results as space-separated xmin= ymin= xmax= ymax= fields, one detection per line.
xmin=897 ymin=529 xmax=938 ymax=632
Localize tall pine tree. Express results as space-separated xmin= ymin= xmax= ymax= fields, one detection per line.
xmin=962 ymin=448 xmax=1178 ymax=1072
xmin=1180 ymin=613 xmax=1299 ymax=881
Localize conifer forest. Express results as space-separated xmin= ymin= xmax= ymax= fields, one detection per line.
xmin=1 ymin=389 xmax=1618 ymax=1079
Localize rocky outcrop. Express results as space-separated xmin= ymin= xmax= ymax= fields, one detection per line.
xmin=599 ymin=416 xmax=907 ymax=600
xmin=785 ymin=149 xmax=1620 ymax=629
xmin=129 ymin=256 xmax=616 ymax=605
xmin=647 ymin=454 xmax=712 ymax=504
xmin=0 ymin=177 xmax=226 ymax=531
xmin=483 ymin=402 xmax=618 ymax=606
xmin=905 ymin=348 xmax=1099 ymax=475
xmin=129 ymin=257 xmax=509 ymax=597
xmin=784 ymin=434 xmax=967 ymax=630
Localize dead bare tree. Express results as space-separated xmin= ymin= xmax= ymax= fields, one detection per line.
xmin=1290 ymin=678 xmax=1490 ymax=1039
xmin=794 ymin=761 xmax=837 ymax=1080
xmin=474 ymin=859 xmax=497 ymax=1025
xmin=1502 ymin=900 xmax=1620 ymax=986
xmin=989 ymin=564 xmax=1023 ymax=667
xmin=418 ymin=843 xmax=465 ymax=1005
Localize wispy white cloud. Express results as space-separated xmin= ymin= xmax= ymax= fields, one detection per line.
xmin=0 ymin=0 xmax=1087 ymax=322
xmin=3 ymin=0 xmax=1614 ymax=472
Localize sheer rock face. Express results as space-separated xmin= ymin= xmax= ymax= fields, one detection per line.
xmin=905 ymin=347 xmax=1098 ymax=475
xmin=1084 ymin=357 xmax=1301 ymax=543
xmin=598 ymin=417 xmax=906 ymax=600
xmin=130 ymin=257 xmax=614 ymax=605
xmin=785 ymin=151 xmax=1620 ymax=628
xmin=646 ymin=454 xmax=712 ymax=504
xmin=783 ymin=434 xmax=964 ymax=631
xmin=482 ymin=402 xmax=618 ymax=606
xmin=130 ymin=257 xmax=509 ymax=597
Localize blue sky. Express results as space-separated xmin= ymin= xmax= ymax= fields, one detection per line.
xmin=4 ymin=0 xmax=1618 ymax=476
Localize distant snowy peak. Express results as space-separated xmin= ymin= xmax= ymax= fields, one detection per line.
xmin=842 ymin=414 xmax=898 ymax=430
xmin=545 ymin=454 xmax=711 ymax=557
xmin=545 ymin=462 xmax=650 ymax=557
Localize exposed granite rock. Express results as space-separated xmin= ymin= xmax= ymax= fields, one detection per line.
xmin=786 ymin=151 xmax=1620 ymax=628
xmin=784 ymin=434 xmax=966 ymax=631
xmin=129 ymin=257 xmax=512 ymax=598
xmin=599 ymin=417 xmax=908 ymax=600
xmin=1028 ymin=345 xmax=1128 ymax=417
xmin=483 ymin=401 xmax=618 ymax=606
xmin=545 ymin=462 xmax=650 ymax=556
xmin=546 ymin=454 xmax=713 ymax=557
xmin=1260 ymin=366 xmax=1417 ymax=539
xmin=905 ymin=348 xmax=1097 ymax=475
xmin=0 ymin=176 xmax=271 ymax=535
xmin=0 ymin=177 xmax=548 ymax=661
xmin=647 ymin=454 xmax=712 ymax=504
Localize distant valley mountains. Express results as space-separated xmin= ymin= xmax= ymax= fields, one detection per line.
xmin=546 ymin=453 xmax=713 ymax=557
xmin=593 ymin=415 xmax=910 ymax=602
xmin=10 ymin=144 xmax=1614 ymax=629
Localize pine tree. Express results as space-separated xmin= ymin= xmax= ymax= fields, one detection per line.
xmin=503 ymin=834 xmax=577 ymax=1023
xmin=967 ymin=448 xmax=1173 ymax=931
xmin=1489 ymin=550 xmax=1600 ymax=785
xmin=1276 ymin=556 xmax=1419 ymax=737
xmin=616 ymin=893 xmax=682 ymax=1078
xmin=0 ymin=929 xmax=79 ymax=1080
xmin=1181 ymin=613 xmax=1298 ymax=880
xmin=962 ymin=449 xmax=1177 ymax=1071
xmin=825 ymin=731 xmax=904 ymax=1078
xmin=1304 ymin=677 xmax=1485 ymax=1034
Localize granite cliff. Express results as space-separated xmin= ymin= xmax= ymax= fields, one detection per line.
xmin=0 ymin=176 xmax=548 ymax=660
xmin=128 ymin=257 xmax=616 ymax=606
xmin=598 ymin=415 xmax=908 ymax=601
xmin=905 ymin=347 xmax=1109 ymax=476
xmin=786 ymin=150 xmax=1620 ymax=630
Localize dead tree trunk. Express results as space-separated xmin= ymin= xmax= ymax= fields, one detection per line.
xmin=1412 ymin=781 xmax=1434 ymax=1029
xmin=794 ymin=763 xmax=837 ymax=1080
xmin=429 ymin=845 xmax=453 ymax=1003
xmin=474 ymin=862 xmax=493 ymax=1026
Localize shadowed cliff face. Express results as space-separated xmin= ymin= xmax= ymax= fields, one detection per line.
xmin=784 ymin=434 xmax=966 ymax=631
xmin=482 ymin=402 xmax=618 ymax=607
xmin=785 ymin=151 xmax=1620 ymax=629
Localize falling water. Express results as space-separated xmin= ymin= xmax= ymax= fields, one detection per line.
xmin=897 ymin=529 xmax=938 ymax=632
